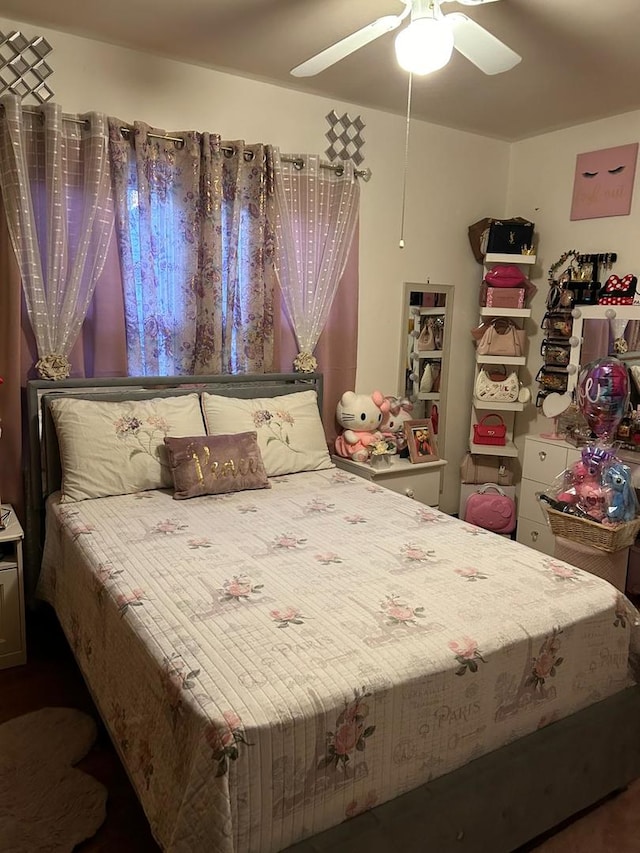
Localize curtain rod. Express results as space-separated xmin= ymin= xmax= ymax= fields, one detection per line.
xmin=119 ymin=127 xmax=370 ymax=179
xmin=19 ymin=107 xmax=371 ymax=181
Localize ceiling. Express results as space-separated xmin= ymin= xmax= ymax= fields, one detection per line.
xmin=6 ymin=0 xmax=640 ymax=141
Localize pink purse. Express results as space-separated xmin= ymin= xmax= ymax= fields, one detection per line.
xmin=463 ymin=484 xmax=516 ymax=533
xmin=484 ymin=265 xmax=527 ymax=288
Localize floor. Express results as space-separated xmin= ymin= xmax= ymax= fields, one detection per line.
xmin=2 ymin=608 xmax=640 ymax=853
xmin=0 ymin=608 xmax=160 ymax=853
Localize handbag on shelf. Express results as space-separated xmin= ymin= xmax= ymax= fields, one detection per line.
xmin=476 ymin=319 xmax=525 ymax=358
xmin=430 ymin=363 xmax=442 ymax=393
xmin=460 ymin=452 xmax=514 ymax=486
xmin=463 ymin=484 xmax=517 ymax=534
xmin=484 ymin=265 xmax=527 ymax=288
xmin=473 ymin=414 xmax=507 ymax=446
xmin=471 ymin=321 xmax=490 ymax=343
xmin=474 ymin=366 xmax=520 ymax=403
xmin=417 ymin=318 xmax=441 ymax=351
xmin=433 ymin=317 xmax=444 ymax=350
xmin=431 ymin=404 xmax=439 ymax=434
xmin=486 ymin=219 xmax=535 ymax=255
xmin=419 ymin=363 xmax=434 ymax=393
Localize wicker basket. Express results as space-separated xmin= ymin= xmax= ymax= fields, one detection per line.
xmin=543 ymin=507 xmax=640 ymax=553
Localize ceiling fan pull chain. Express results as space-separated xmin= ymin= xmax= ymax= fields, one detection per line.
xmin=399 ymin=71 xmax=413 ymax=249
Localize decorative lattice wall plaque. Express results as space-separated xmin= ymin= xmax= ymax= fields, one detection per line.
xmin=325 ymin=110 xmax=365 ymax=166
xmin=0 ymin=31 xmax=53 ymax=103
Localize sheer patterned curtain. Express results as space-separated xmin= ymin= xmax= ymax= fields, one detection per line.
xmin=0 ymin=94 xmax=113 ymax=379
xmin=271 ymin=150 xmax=359 ymax=373
xmin=109 ymin=121 xmax=274 ymax=376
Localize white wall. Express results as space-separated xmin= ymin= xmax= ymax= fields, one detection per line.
xmin=4 ymin=14 xmax=512 ymax=513
xmin=508 ymin=112 xmax=640 ymax=444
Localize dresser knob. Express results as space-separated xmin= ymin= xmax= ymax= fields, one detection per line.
xmin=539 ymin=451 xmax=547 ymax=461
xmin=531 ymin=530 xmax=539 ymax=542
xmin=405 ymin=488 xmax=415 ymax=498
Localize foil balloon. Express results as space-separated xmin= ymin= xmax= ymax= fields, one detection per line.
xmin=576 ymin=357 xmax=629 ymax=440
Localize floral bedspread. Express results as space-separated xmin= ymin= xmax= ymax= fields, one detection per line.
xmin=38 ymin=469 xmax=640 ymax=853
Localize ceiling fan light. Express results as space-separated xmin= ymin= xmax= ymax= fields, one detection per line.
xmin=394 ymin=17 xmax=454 ymax=76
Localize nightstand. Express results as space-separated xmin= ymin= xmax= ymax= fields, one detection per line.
xmin=0 ymin=505 xmax=26 ymax=669
xmin=332 ymin=455 xmax=447 ymax=506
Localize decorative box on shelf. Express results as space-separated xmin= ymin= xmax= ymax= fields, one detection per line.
xmin=483 ymin=287 xmax=526 ymax=309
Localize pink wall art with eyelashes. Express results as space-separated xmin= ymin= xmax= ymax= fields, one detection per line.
xmin=570 ymin=142 xmax=639 ymax=220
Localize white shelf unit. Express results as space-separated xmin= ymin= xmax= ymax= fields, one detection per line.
xmin=469 ymin=441 xmax=519 ymax=458
xmin=416 ymin=351 xmax=444 ymax=360
xmin=462 ymin=256 xmax=535 ymax=519
xmin=485 ymin=253 xmax=537 ymax=265
xmin=473 ymin=400 xmax=525 ymax=412
xmin=480 ymin=307 xmax=531 ymax=319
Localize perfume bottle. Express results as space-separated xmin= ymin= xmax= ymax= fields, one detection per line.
xmin=617 ymin=413 xmax=632 ymax=442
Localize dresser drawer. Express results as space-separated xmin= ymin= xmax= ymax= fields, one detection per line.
xmin=516 ymin=516 xmax=556 ymax=556
xmin=380 ymin=471 xmax=440 ymax=505
xmin=522 ymin=439 xmax=569 ymax=484
xmin=0 ymin=566 xmax=22 ymax=657
xmin=332 ymin=456 xmax=443 ymax=506
xmin=519 ymin=478 xmax=549 ymax=526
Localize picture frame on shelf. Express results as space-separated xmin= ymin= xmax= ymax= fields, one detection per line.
xmin=404 ymin=418 xmax=439 ymax=464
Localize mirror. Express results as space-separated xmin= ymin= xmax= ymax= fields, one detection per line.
xmin=540 ymin=392 xmax=573 ymax=440
xmin=400 ymin=282 xmax=454 ymax=459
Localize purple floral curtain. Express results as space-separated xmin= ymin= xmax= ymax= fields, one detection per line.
xmin=108 ymin=121 xmax=274 ymax=375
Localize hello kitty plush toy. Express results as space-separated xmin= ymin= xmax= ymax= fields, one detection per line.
xmin=335 ymin=391 xmax=390 ymax=462
xmin=380 ymin=395 xmax=414 ymax=454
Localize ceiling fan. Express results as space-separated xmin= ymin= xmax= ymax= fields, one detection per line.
xmin=290 ymin=0 xmax=521 ymax=78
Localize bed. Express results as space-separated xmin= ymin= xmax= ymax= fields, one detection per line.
xmin=26 ymin=373 xmax=640 ymax=853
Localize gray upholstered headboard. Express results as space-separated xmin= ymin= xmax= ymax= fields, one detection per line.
xmin=25 ymin=372 xmax=323 ymax=599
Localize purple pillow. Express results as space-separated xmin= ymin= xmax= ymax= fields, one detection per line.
xmin=164 ymin=432 xmax=271 ymax=500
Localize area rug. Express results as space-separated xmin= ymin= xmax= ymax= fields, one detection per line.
xmin=0 ymin=707 xmax=107 ymax=852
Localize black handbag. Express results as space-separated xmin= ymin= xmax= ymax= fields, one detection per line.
xmin=486 ymin=218 xmax=534 ymax=255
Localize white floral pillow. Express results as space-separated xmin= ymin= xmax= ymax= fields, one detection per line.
xmin=201 ymin=390 xmax=332 ymax=476
xmin=49 ymin=394 xmax=206 ymax=502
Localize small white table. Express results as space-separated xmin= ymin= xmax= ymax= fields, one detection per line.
xmin=332 ymin=454 xmax=447 ymax=506
xmin=0 ymin=505 xmax=26 ymax=669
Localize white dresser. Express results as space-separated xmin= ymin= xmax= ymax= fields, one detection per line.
xmin=516 ymin=436 xmax=582 ymax=555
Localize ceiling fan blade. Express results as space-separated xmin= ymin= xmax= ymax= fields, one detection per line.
xmin=290 ymin=15 xmax=403 ymax=77
xmin=447 ymin=12 xmax=521 ymax=75
xmin=447 ymin=0 xmax=502 ymax=5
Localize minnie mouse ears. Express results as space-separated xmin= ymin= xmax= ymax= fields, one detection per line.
xmin=599 ymin=273 xmax=638 ymax=305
